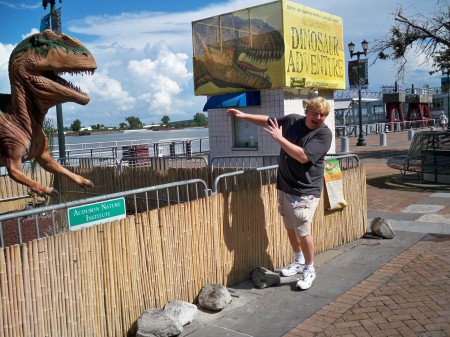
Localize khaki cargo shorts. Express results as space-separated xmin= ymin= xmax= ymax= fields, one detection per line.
xmin=278 ymin=190 xmax=320 ymax=237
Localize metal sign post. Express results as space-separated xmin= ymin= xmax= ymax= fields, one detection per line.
xmin=42 ymin=0 xmax=66 ymax=159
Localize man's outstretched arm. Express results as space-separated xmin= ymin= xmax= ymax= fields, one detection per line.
xmin=227 ymin=108 xmax=269 ymax=127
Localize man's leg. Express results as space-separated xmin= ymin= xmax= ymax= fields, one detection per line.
xmin=281 ymin=228 xmax=304 ymax=276
xmin=286 ymin=228 xmax=301 ymax=253
xmin=299 ymin=234 xmax=314 ymax=266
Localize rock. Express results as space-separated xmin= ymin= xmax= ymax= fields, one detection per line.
xmin=251 ymin=267 xmax=281 ymax=288
xmin=164 ymin=300 xmax=197 ymax=326
xmin=197 ymin=284 xmax=232 ymax=311
xmin=370 ymin=217 xmax=395 ymax=239
xmin=136 ymin=308 xmax=183 ymax=337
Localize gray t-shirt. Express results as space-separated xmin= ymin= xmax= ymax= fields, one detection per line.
xmin=272 ymin=114 xmax=332 ymax=197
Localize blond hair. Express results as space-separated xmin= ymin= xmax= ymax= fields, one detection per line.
xmin=304 ymin=97 xmax=330 ymax=116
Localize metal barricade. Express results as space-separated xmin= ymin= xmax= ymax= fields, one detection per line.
xmin=0 ymin=179 xmax=209 ymax=248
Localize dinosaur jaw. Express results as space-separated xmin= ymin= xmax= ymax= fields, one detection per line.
xmin=29 ymin=68 xmax=95 ymax=106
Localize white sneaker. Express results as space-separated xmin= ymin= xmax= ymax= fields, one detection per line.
xmin=281 ymin=261 xmax=304 ymax=277
xmin=296 ymin=267 xmax=316 ymax=290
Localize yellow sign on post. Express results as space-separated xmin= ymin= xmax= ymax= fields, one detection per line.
xmin=192 ymin=0 xmax=345 ymax=96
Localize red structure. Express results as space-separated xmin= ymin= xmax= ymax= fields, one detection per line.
xmin=383 ymin=91 xmax=405 ymax=131
xmin=405 ymin=90 xmax=433 ymax=127
xmin=383 ymin=86 xmax=433 ymax=129
xmin=386 ymin=101 xmax=404 ymax=123
xmin=405 ymin=101 xmax=432 ymax=121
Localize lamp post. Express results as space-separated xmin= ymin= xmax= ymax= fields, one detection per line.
xmin=444 ymin=69 xmax=450 ymax=130
xmin=42 ymin=0 xmax=66 ymax=160
xmin=348 ymin=39 xmax=369 ymax=146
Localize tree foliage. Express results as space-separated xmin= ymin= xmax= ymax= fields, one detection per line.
xmin=161 ymin=115 xmax=170 ymax=125
xmin=373 ymin=1 xmax=450 ymax=78
xmin=43 ymin=118 xmax=55 ymax=155
xmin=91 ymin=124 xmax=105 ymax=130
xmin=70 ymin=119 xmax=81 ymax=132
xmin=125 ymin=116 xmax=144 ymax=129
xmin=193 ymin=112 xmax=207 ymax=126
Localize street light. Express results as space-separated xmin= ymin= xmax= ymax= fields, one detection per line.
xmin=444 ymin=69 xmax=450 ymax=130
xmin=348 ymin=39 xmax=369 ymax=146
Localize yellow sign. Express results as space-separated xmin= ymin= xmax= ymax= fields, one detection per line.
xmin=192 ymin=0 xmax=345 ymax=95
xmin=283 ymin=2 xmax=345 ymax=90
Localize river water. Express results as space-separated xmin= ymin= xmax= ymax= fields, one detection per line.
xmin=53 ymin=127 xmax=209 ymax=148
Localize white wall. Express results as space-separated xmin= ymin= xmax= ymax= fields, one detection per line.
xmin=208 ymin=88 xmax=336 ymax=162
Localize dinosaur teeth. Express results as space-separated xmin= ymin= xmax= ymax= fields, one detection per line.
xmin=58 ymin=69 xmax=95 ymax=76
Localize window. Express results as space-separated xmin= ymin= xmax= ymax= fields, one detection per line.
xmin=233 ymin=118 xmax=258 ymax=149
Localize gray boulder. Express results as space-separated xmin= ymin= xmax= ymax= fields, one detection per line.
xmin=251 ymin=267 xmax=281 ymax=288
xmin=197 ymin=284 xmax=232 ymax=311
xmin=370 ymin=217 xmax=395 ymax=239
xmin=136 ymin=308 xmax=183 ymax=337
xmin=164 ymin=300 xmax=197 ymax=326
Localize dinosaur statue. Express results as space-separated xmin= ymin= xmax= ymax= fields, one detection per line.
xmin=193 ymin=15 xmax=285 ymax=93
xmin=0 ymin=30 xmax=96 ymax=196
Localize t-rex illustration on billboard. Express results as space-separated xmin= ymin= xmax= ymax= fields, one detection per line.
xmin=193 ymin=14 xmax=285 ymax=94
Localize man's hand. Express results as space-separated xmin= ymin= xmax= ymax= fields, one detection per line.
xmin=264 ymin=118 xmax=283 ymax=143
xmin=227 ymin=108 xmax=245 ymax=119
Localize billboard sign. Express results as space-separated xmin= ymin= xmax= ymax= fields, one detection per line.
xmin=283 ymin=2 xmax=345 ymax=90
xmin=192 ymin=0 xmax=345 ymax=95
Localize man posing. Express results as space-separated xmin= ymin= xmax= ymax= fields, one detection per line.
xmin=227 ymin=96 xmax=332 ymax=290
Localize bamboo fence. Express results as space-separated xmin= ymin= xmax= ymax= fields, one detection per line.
xmin=0 ymin=168 xmax=53 ymax=214
xmin=0 ymin=166 xmax=366 ymax=336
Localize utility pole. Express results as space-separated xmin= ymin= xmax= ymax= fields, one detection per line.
xmin=42 ymin=0 xmax=66 ymax=160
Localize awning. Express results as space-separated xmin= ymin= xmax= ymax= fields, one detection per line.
xmin=203 ymin=91 xmax=260 ymax=111
xmin=334 ymin=100 xmax=352 ymax=110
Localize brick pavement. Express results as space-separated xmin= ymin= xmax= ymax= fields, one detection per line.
xmin=284 ymin=130 xmax=450 ymax=337
xmin=284 ymin=235 xmax=450 ymax=337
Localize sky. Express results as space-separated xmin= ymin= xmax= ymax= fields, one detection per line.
xmin=0 ymin=0 xmax=444 ymax=127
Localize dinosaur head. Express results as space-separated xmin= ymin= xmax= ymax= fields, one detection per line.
xmin=9 ymin=30 xmax=96 ymax=108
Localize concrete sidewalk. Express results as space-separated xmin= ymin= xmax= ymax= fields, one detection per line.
xmin=181 ymin=130 xmax=450 ymax=337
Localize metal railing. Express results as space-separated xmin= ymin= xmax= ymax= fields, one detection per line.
xmin=325 ymin=154 xmax=360 ymax=170
xmin=335 ymin=120 xmax=437 ymax=138
xmin=0 ymin=179 xmax=208 ymax=248
xmin=118 ymin=155 xmax=208 ymax=170
xmin=210 ymin=154 xmax=279 ymax=168
xmin=52 ymin=137 xmax=210 ymax=160
xmin=58 ymin=157 xmax=119 ymax=168
xmin=211 ymin=153 xmax=361 ymax=193
xmin=212 ymin=165 xmax=278 ymax=194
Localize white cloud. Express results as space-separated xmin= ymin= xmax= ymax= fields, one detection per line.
xmin=126 ymin=42 xmax=193 ymax=114
xmin=0 ymin=42 xmax=14 ymax=92
xmin=0 ymin=1 xmax=41 ymax=10
xmin=73 ymin=69 xmax=136 ymax=111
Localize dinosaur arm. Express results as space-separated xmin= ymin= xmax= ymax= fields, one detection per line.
xmin=35 ymin=148 xmax=94 ymax=189
xmin=6 ymin=157 xmax=54 ymax=196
